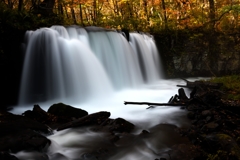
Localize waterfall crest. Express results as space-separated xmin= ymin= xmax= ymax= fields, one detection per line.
xmin=19 ymin=26 xmax=162 ymax=105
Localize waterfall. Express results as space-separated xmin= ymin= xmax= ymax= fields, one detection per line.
xmin=18 ymin=26 xmax=162 ymax=105
xmin=13 ymin=26 xmax=193 ymax=160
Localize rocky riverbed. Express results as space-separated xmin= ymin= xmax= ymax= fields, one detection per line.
xmin=1 ymin=80 xmax=240 ymax=160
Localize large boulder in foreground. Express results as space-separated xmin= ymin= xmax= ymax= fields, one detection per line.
xmin=0 ymin=152 xmax=19 ymax=160
xmin=0 ymin=111 xmax=50 ymax=135
xmin=0 ymin=129 xmax=51 ymax=153
xmin=0 ymin=111 xmax=51 ymax=153
xmin=47 ymin=103 xmax=88 ymax=120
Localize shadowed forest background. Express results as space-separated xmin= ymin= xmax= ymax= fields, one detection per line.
xmin=1 ymin=0 xmax=240 ymax=107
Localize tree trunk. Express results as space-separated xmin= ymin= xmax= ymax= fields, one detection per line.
xmin=93 ymin=0 xmax=97 ymax=24
xmin=18 ymin=0 xmax=23 ymax=11
xmin=208 ymin=0 xmax=215 ymax=29
xmin=64 ymin=5 xmax=69 ymax=19
xmin=161 ymin=0 xmax=168 ymax=30
xmin=143 ymin=0 xmax=149 ymax=23
xmin=79 ymin=3 xmax=84 ymax=26
xmin=71 ymin=7 xmax=77 ymax=24
xmin=58 ymin=1 xmax=63 ymax=15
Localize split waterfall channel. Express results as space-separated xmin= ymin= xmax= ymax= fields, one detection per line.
xmin=12 ymin=25 xmax=194 ymax=160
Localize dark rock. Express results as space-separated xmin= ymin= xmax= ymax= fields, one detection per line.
xmin=50 ymin=153 xmax=68 ymax=160
xmin=216 ymin=134 xmax=240 ymax=158
xmin=81 ymin=153 xmax=97 ymax=160
xmin=23 ymin=105 xmax=51 ymax=123
xmin=48 ymin=103 xmax=88 ymax=120
xmin=180 ymin=106 xmax=185 ymax=109
xmin=108 ymin=118 xmax=135 ymax=133
xmin=201 ymin=91 xmax=222 ymax=106
xmin=187 ymin=103 xmax=205 ymax=111
xmin=0 ymin=129 xmax=50 ymax=153
xmin=205 ymin=116 xmax=212 ymax=122
xmin=224 ymin=120 xmax=237 ymax=129
xmin=23 ymin=105 xmax=67 ymax=129
xmin=169 ymin=144 xmax=205 ymax=160
xmin=140 ymin=130 xmax=150 ymax=134
xmin=187 ymin=111 xmax=195 ymax=119
xmin=0 ymin=151 xmax=19 ymax=160
xmin=203 ymin=122 xmax=219 ymax=129
xmin=108 ymin=134 xmax=120 ymax=143
xmin=0 ymin=111 xmax=50 ymax=136
xmin=202 ymin=133 xmax=240 ymax=159
xmin=57 ymin=111 xmax=111 ymax=131
xmin=201 ymin=110 xmax=212 ymax=117
xmin=0 ymin=111 xmax=51 ymax=153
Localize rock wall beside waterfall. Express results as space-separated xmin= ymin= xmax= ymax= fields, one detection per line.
xmin=154 ymin=30 xmax=240 ymax=78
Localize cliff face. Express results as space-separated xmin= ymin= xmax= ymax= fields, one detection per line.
xmin=154 ymin=30 xmax=240 ymax=78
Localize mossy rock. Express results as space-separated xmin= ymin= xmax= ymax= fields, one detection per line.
xmin=48 ymin=103 xmax=88 ymax=119
xmin=217 ymin=134 xmax=240 ymax=158
xmin=206 ymin=134 xmax=240 ymax=160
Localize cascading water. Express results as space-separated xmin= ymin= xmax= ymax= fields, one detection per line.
xmin=18 ymin=26 xmax=161 ymax=105
xmin=13 ymin=25 xmax=193 ymax=160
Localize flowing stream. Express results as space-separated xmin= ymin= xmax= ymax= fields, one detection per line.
xmin=12 ymin=26 xmax=195 ymax=160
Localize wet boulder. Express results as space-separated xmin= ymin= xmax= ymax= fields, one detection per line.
xmin=202 ymin=133 xmax=240 ymax=159
xmin=0 ymin=111 xmax=51 ymax=153
xmin=108 ymin=118 xmax=135 ymax=133
xmin=47 ymin=103 xmax=88 ymax=120
xmin=23 ymin=105 xmax=54 ymax=124
xmin=169 ymin=144 xmax=205 ymax=160
xmin=0 ymin=111 xmax=50 ymax=136
xmin=0 ymin=151 xmax=19 ymax=160
xmin=0 ymin=129 xmax=51 ymax=153
xmin=57 ymin=111 xmax=111 ymax=131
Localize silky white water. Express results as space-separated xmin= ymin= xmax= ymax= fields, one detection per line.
xmin=12 ymin=26 xmax=195 ymax=160
xmin=13 ymin=79 xmax=192 ymax=160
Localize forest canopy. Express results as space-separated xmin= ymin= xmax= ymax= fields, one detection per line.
xmin=0 ymin=0 xmax=240 ymax=33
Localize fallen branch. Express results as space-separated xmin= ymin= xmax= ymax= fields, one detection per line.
xmin=124 ymin=101 xmax=186 ymax=106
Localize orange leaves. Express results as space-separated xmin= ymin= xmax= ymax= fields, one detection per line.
xmin=49 ymin=0 xmax=240 ymax=32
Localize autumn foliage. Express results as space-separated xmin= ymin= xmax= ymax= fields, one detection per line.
xmin=1 ymin=0 xmax=240 ymax=33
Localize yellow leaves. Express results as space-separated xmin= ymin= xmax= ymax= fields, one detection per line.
xmin=47 ymin=0 xmax=240 ymax=32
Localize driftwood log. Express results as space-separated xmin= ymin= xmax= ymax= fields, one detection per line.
xmin=124 ymin=101 xmax=186 ymax=106
xmin=124 ymin=87 xmax=190 ymax=109
xmin=124 ymin=79 xmax=224 ymax=109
